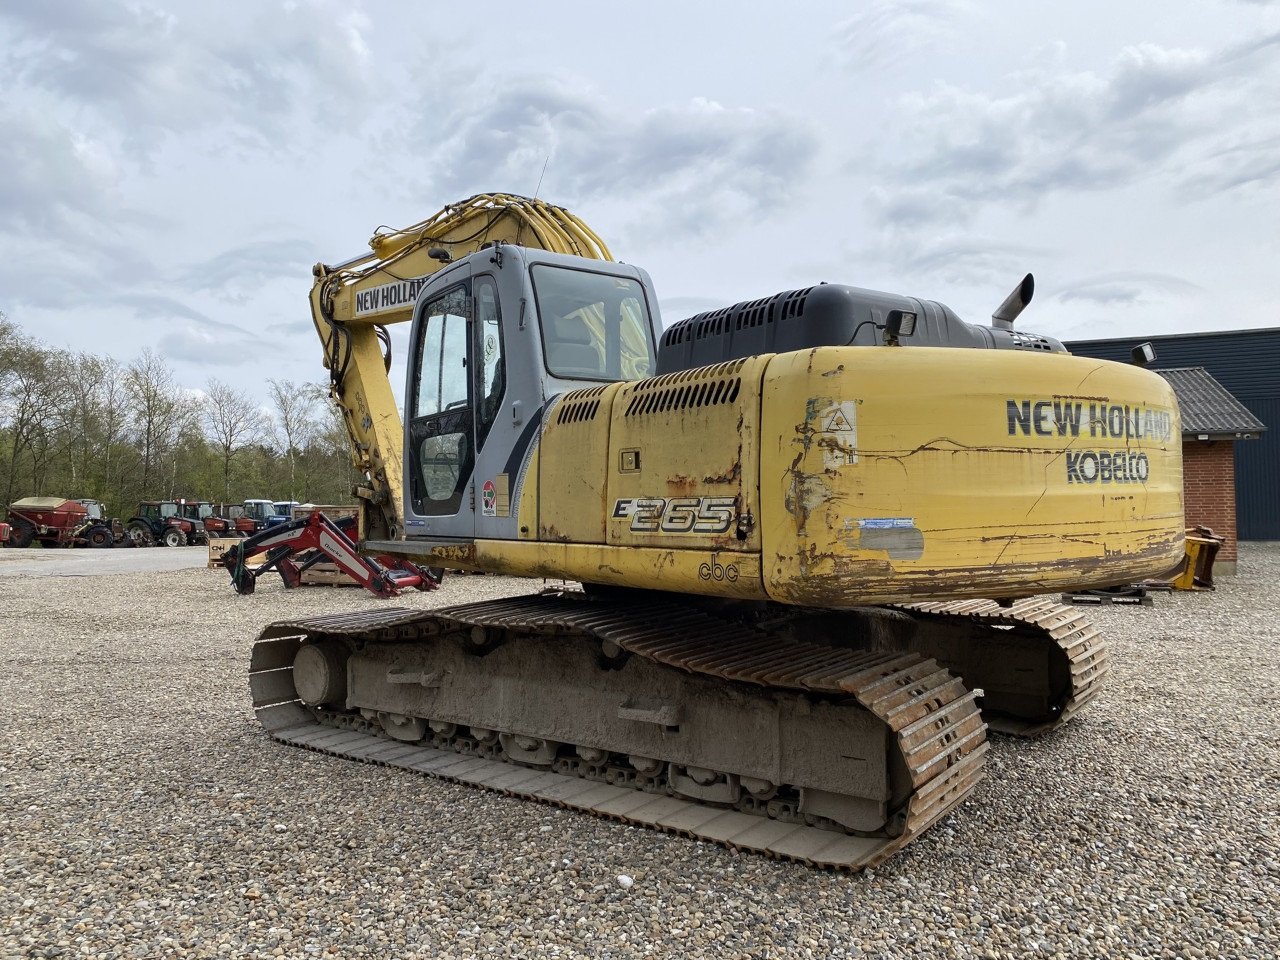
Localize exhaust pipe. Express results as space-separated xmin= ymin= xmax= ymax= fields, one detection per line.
xmin=992 ymin=274 xmax=1035 ymax=331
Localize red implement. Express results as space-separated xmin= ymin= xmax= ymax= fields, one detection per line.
xmin=221 ymin=510 xmax=439 ymax=597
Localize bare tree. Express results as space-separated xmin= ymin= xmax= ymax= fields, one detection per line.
xmin=295 ymin=382 xmax=361 ymax=506
xmin=268 ymin=379 xmax=316 ymax=502
xmin=203 ymin=377 xmax=267 ymax=502
xmin=94 ymin=357 xmax=131 ymax=511
xmin=125 ymin=350 xmax=197 ymax=495
xmin=63 ymin=353 xmax=112 ymax=494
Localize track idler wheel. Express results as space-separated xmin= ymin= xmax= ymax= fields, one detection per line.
xmin=293 ymin=641 xmax=349 ymax=705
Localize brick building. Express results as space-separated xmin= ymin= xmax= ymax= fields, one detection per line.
xmin=1155 ymin=368 xmax=1266 ymax=574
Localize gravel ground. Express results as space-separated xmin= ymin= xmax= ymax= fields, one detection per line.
xmin=0 ymin=546 xmax=211 ymax=578
xmin=2 ymin=548 xmax=1278 ymax=959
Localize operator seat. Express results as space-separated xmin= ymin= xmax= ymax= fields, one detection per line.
xmin=547 ymin=314 xmax=602 ymax=375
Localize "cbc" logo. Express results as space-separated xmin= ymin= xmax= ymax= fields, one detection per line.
xmin=698 ymin=561 xmax=739 ymax=582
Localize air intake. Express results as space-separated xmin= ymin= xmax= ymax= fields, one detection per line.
xmin=555 ymin=385 xmax=609 ymax=425
xmin=623 ymin=360 xmax=746 ymax=417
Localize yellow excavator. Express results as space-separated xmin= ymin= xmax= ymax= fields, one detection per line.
xmin=233 ymin=193 xmax=1184 ymax=869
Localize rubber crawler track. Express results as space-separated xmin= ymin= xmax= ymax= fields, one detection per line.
xmin=894 ymin=597 xmax=1110 ymax=736
xmin=249 ymin=595 xmax=989 ymax=870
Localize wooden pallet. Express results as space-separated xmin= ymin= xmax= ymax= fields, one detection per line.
xmin=299 ymin=561 xmax=359 ymax=587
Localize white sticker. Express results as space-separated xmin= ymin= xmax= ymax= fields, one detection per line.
xmin=819 ymin=400 xmax=858 ymax=468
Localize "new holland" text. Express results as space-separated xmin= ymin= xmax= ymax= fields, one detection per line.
xmin=1006 ymin=399 xmax=1172 ymax=442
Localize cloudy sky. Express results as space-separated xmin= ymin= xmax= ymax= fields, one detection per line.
xmin=2 ymin=0 xmax=1278 ymax=404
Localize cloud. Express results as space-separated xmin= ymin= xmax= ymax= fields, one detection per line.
xmin=156 ymin=316 xmax=265 ymax=366
xmin=1178 ymin=133 xmax=1280 ymax=194
xmin=0 ymin=227 xmax=154 ymax=315
xmin=868 ymin=32 xmax=1280 ymax=229
xmin=113 ymin=294 xmax=211 ymax=324
xmin=0 ymin=2 xmax=373 ymax=317
xmin=265 ymin=320 xmax=315 ymax=338
xmin=419 ymin=78 xmax=820 ymax=236
xmin=179 ymin=240 xmax=318 ymax=302
xmin=0 ymin=1 xmax=373 ymax=155
xmin=1054 ymin=272 xmax=1201 ymax=308
xmin=658 ymin=296 xmax=733 ymax=326
xmin=0 ymin=104 xmax=120 ymax=231
xmin=893 ymin=235 xmax=1049 ymax=289
xmin=835 ymin=1 xmax=973 ymax=70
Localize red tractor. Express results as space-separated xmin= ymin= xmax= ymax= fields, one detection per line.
xmin=202 ymin=502 xmax=257 ymax=538
xmin=3 ymin=497 xmax=117 ymax=548
xmin=125 ymin=500 xmax=210 ymax=547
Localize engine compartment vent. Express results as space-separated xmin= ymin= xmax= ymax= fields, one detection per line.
xmin=623 ymin=360 xmax=746 ymax=417
xmin=1010 ymin=334 xmax=1056 ymax=351
xmin=655 ymin=282 xmax=1066 ymax=374
xmin=556 ymin=385 xmax=609 ymax=425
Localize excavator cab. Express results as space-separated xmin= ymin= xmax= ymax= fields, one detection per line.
xmin=402 ymin=246 xmax=660 ymax=542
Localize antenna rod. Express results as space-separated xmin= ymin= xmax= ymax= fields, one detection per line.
xmin=533 ymin=155 xmax=550 ymax=199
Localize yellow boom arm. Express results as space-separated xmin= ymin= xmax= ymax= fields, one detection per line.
xmin=309 ymin=193 xmax=612 ymax=539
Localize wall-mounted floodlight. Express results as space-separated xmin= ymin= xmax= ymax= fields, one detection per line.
xmin=1130 ymin=342 xmax=1157 ymax=366
xmin=883 ymin=309 xmax=918 ymax=346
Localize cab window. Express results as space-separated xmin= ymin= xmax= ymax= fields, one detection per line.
xmin=531 ymin=265 xmax=655 ymax=381
xmin=410 ymin=285 xmax=473 ymax=513
xmin=475 ymin=276 xmax=504 ymax=449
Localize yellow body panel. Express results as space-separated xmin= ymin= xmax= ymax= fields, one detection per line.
xmin=606 ymin=358 xmax=766 ymax=553
xmin=538 ymin=385 xmax=619 ymax=543
xmin=758 ymin=347 xmax=1184 ymax=604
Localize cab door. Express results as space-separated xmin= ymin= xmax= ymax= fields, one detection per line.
xmin=405 ymin=280 xmax=476 ymax=538
xmin=469 ymin=272 xmax=522 ymax=541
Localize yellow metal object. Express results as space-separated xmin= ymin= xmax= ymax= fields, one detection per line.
xmin=759 ymin=347 xmax=1184 ymax=604
xmin=309 ymin=191 xmax=1185 ymax=603
xmin=409 ymin=538 xmax=767 ymax=601
xmin=537 ymin=385 xmax=620 ymax=544
xmin=605 ymin=357 xmax=766 ymax=554
xmin=1168 ymin=528 xmax=1224 ymax=590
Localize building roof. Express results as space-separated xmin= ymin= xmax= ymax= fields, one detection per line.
xmin=1157 ymin=367 xmax=1267 ymax=438
xmin=1070 ymin=325 xmax=1280 ymax=347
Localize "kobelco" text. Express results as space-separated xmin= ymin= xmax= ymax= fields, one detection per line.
xmin=1066 ymin=450 xmax=1150 ymax=484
